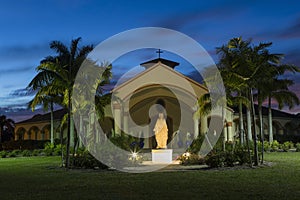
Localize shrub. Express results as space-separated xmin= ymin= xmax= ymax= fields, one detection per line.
xmin=8 ymin=150 xmax=21 ymax=157
xmin=205 ymin=137 xmax=253 ymax=168
xmin=205 ymin=151 xmax=238 ymax=168
xmin=271 ymin=140 xmax=280 ymax=152
xmin=21 ymin=150 xmax=32 ymax=157
xmin=257 ymin=141 xmax=270 ymax=152
xmin=224 ymin=151 xmax=236 ymax=167
xmin=94 ymin=144 xmax=134 ymax=168
xmin=179 ymin=152 xmax=205 ymax=165
xmin=186 ymin=135 xmax=205 ymax=154
xmin=263 ymin=141 xmax=271 ymax=152
xmin=44 ymin=142 xmax=55 ymax=156
xmin=53 ymin=144 xmax=65 ymax=156
xmin=32 ymin=149 xmax=42 ymax=156
xmin=225 ymin=141 xmax=235 ymax=152
xmin=0 ymin=151 xmax=7 ymax=158
xmin=1 ymin=140 xmax=49 ymax=150
xmin=257 ymin=141 xmax=262 ymax=152
xmin=287 ymin=141 xmax=294 ymax=149
xmin=109 ymin=134 xmax=144 ymax=152
xmin=43 ymin=142 xmax=65 ymax=156
xmin=280 ymin=141 xmax=294 ymax=152
xmin=231 ymin=143 xmax=251 ymax=165
xmin=296 ymin=143 xmax=300 ymax=152
xmin=71 ymin=150 xmax=108 ymax=169
xmin=205 ymin=151 xmax=226 ymax=168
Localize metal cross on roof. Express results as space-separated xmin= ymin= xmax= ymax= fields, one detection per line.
xmin=156 ymin=49 xmax=163 ymax=58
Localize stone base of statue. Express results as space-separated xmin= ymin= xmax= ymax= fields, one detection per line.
xmin=151 ymin=149 xmax=173 ymax=164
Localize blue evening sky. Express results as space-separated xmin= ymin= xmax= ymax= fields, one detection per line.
xmin=1 ymin=0 xmax=300 ymax=121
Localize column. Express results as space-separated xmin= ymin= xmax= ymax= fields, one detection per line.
xmin=70 ymin=115 xmax=74 ymax=147
xmin=50 ymin=120 xmax=54 ymax=144
xmin=200 ymin=115 xmax=208 ymax=134
xmin=123 ymin=111 xmax=129 ymax=134
xmin=227 ymin=122 xmax=233 ymax=141
xmin=79 ymin=114 xmax=83 ymax=147
xmin=193 ymin=117 xmax=199 ymax=138
xmin=223 ymin=124 xmax=228 ymax=141
xmin=113 ymin=101 xmax=121 ymax=136
xmin=89 ymin=110 xmax=95 ymax=141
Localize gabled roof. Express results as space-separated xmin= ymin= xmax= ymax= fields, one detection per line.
xmin=16 ymin=109 xmax=67 ymax=124
xmin=112 ymin=61 xmax=208 ymax=94
xmin=140 ymin=58 xmax=179 ymax=69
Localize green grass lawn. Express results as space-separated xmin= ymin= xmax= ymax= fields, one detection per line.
xmin=0 ymin=153 xmax=300 ymax=200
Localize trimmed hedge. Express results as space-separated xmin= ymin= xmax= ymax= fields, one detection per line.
xmin=1 ymin=140 xmax=49 ymax=150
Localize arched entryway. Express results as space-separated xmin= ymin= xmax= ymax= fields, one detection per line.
xmin=16 ymin=127 xmax=26 ymax=141
xmin=124 ymin=84 xmax=195 ymax=148
xmin=28 ymin=126 xmax=40 ymax=140
xmin=41 ymin=124 xmax=51 ymax=140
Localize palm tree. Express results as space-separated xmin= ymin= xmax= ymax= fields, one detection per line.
xmin=248 ymin=41 xmax=280 ymax=163
xmin=0 ymin=115 xmax=15 ymax=144
xmin=266 ymin=79 xmax=299 ymax=143
xmin=27 ymin=86 xmax=63 ymax=144
xmin=28 ymin=37 xmax=93 ymax=168
xmin=195 ymin=66 xmax=227 ymax=152
xmin=217 ymin=37 xmax=275 ymax=165
xmin=251 ymin=43 xmax=300 ymax=144
xmin=72 ymin=60 xmax=112 ymax=154
xmin=216 ymin=37 xmax=251 ymax=145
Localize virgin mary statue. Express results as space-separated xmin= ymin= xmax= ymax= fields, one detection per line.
xmin=153 ymin=113 xmax=168 ymax=149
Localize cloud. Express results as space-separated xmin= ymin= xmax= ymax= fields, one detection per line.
xmin=0 ymin=106 xmax=44 ymax=123
xmin=0 ymin=43 xmax=50 ymax=61
xmin=254 ymin=16 xmax=300 ymax=42
xmin=9 ymin=88 xmax=36 ymax=97
xmin=0 ymin=43 xmax=50 ymax=78
xmin=0 ymin=66 xmax=33 ymax=77
xmin=155 ymin=0 xmax=248 ymax=31
xmin=0 ymin=88 xmax=36 ymax=109
xmin=283 ymin=48 xmax=300 ymax=66
xmin=278 ymin=17 xmax=300 ymax=39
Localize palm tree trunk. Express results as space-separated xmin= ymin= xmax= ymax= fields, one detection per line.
xmin=222 ymin=106 xmax=225 ymax=151
xmin=258 ymin=96 xmax=264 ymax=164
xmin=0 ymin=125 xmax=2 ymax=144
xmin=246 ymin=108 xmax=252 ymax=141
xmin=268 ymin=96 xmax=273 ymax=143
xmin=250 ymin=88 xmax=259 ymax=166
xmin=244 ymin=124 xmax=253 ymax=167
xmin=65 ymin=90 xmax=71 ymax=169
xmin=50 ymin=101 xmax=54 ymax=144
xmin=60 ymin=125 xmax=64 ymax=167
xmin=239 ymin=100 xmax=244 ymax=145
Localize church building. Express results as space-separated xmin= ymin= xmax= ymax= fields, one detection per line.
xmin=14 ymin=55 xmax=300 ymax=148
xmin=99 ymin=56 xmax=235 ymax=149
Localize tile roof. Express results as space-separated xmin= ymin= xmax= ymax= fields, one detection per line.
xmin=16 ymin=109 xmax=67 ymax=124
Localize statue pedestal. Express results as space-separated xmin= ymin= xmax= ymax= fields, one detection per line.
xmin=151 ymin=149 xmax=173 ymax=164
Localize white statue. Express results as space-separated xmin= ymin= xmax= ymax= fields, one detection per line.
xmin=153 ymin=113 xmax=168 ymax=149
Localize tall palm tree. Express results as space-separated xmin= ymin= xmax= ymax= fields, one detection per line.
xmin=27 ymin=89 xmax=63 ymax=144
xmin=248 ymin=41 xmax=280 ymax=163
xmin=251 ymin=43 xmax=300 ymax=144
xmin=72 ymin=60 xmax=112 ymax=154
xmin=267 ymin=79 xmax=299 ymax=143
xmin=217 ymin=37 xmax=251 ymax=145
xmin=195 ymin=66 xmax=227 ymax=152
xmin=28 ymin=37 xmax=93 ymax=168
xmin=217 ymin=37 xmax=275 ymax=165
